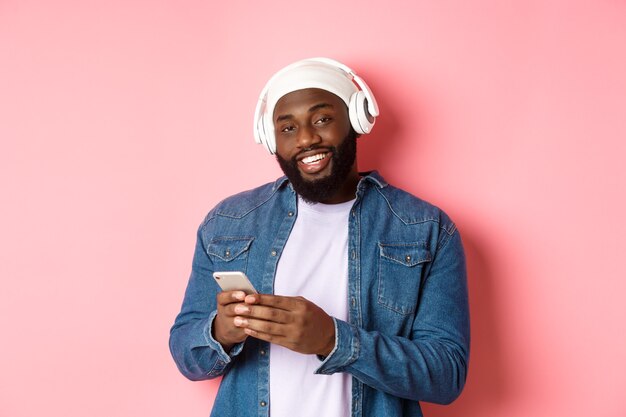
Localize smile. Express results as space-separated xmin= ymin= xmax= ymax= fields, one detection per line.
xmin=296 ymin=150 xmax=333 ymax=175
xmin=301 ymin=153 xmax=328 ymax=165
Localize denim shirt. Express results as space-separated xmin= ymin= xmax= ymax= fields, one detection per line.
xmin=169 ymin=171 xmax=470 ymax=417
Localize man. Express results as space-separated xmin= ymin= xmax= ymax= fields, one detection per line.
xmin=169 ymin=58 xmax=470 ymax=417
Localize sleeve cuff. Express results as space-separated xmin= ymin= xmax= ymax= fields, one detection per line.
xmin=314 ymin=317 xmax=360 ymax=375
xmin=204 ymin=310 xmax=245 ymax=364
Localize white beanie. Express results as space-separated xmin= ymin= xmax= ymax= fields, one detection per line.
xmin=265 ymin=60 xmax=358 ymax=120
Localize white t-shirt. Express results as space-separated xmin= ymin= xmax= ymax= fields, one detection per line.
xmin=269 ymin=196 xmax=354 ymax=417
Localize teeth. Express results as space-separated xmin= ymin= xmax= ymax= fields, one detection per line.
xmin=302 ymin=153 xmax=326 ymax=164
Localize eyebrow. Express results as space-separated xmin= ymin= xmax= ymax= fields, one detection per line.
xmin=275 ymin=103 xmax=334 ymax=123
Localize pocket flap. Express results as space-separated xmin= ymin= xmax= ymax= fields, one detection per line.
xmin=378 ymin=242 xmax=431 ymax=267
xmin=208 ymin=237 xmax=254 ymax=261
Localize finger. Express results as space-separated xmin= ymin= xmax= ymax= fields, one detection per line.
xmin=243 ymin=328 xmax=282 ymax=343
xmin=242 ymin=329 xmax=298 ymax=352
xmin=244 ymin=294 xmax=303 ymax=310
xmin=235 ymin=304 xmax=290 ymax=323
xmin=221 ymin=302 xmax=248 ymax=318
xmin=217 ymin=290 xmax=246 ymax=306
xmin=234 ymin=316 xmax=287 ymax=337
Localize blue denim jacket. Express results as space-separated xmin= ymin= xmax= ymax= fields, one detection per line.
xmin=169 ymin=171 xmax=469 ymax=417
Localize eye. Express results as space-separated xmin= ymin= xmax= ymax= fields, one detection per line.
xmin=280 ymin=125 xmax=296 ymax=133
xmin=314 ymin=117 xmax=332 ymax=125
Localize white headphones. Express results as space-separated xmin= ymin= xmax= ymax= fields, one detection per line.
xmin=253 ymin=57 xmax=379 ymax=154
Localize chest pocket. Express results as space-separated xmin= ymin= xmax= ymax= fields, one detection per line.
xmin=378 ymin=242 xmax=431 ymax=315
xmin=207 ymin=237 xmax=254 ymax=274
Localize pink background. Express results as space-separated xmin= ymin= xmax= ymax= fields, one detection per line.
xmin=1 ymin=1 xmax=625 ymax=416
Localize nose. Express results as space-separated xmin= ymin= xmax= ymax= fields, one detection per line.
xmin=296 ymin=125 xmax=322 ymax=149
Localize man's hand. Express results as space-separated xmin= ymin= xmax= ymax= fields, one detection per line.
xmin=213 ymin=290 xmax=249 ymax=352
xmin=232 ymin=294 xmax=336 ymax=356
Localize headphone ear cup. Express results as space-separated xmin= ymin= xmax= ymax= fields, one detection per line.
xmin=349 ymin=91 xmax=374 ymax=134
xmin=256 ymin=113 xmax=272 ymax=154
xmin=263 ymin=113 xmax=276 ymax=154
xmin=256 ymin=114 xmax=267 ymax=149
xmin=348 ymin=92 xmax=363 ymax=134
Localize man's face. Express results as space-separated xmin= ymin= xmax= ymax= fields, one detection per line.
xmin=273 ymin=88 xmax=359 ymax=204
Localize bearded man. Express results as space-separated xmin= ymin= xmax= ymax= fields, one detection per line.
xmin=169 ymin=58 xmax=470 ymax=417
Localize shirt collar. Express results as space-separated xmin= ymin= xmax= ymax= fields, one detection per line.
xmin=272 ymin=170 xmax=388 ymax=193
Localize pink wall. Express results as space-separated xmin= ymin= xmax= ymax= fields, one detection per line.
xmin=1 ymin=1 xmax=625 ymax=416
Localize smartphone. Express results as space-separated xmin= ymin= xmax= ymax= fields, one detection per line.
xmin=212 ymin=271 xmax=258 ymax=295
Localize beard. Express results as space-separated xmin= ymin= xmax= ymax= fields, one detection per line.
xmin=276 ymin=130 xmax=358 ymax=204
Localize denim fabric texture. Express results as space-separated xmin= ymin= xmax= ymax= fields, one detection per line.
xmin=169 ymin=171 xmax=470 ymax=417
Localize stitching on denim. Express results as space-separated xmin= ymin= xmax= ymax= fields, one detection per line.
xmin=443 ymin=220 xmax=457 ymax=236
xmin=361 ymin=172 xmax=387 ymax=188
xmin=215 ymin=188 xmax=279 ymax=219
xmin=377 ymin=264 xmax=421 ymax=315
xmin=206 ymin=359 xmax=225 ymax=377
xmin=207 ymin=236 xmax=255 ymax=261
xmin=209 ymin=236 xmax=255 ymax=242
xmin=378 ymin=242 xmax=432 ymax=266
xmin=201 ymin=211 xmax=215 ymax=229
xmin=208 ymin=182 xmax=284 ymax=221
xmin=352 ymin=202 xmax=364 ymax=330
xmin=436 ymin=226 xmax=457 ymax=252
xmin=377 ymin=297 xmax=417 ymax=315
xmin=374 ymin=187 xmax=440 ymax=226
xmin=200 ymin=182 xmax=283 ymax=231
xmin=349 ymin=323 xmax=360 ymax=364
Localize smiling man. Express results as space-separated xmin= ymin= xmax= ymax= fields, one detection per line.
xmin=169 ymin=58 xmax=470 ymax=417
xmin=274 ymin=88 xmax=360 ymax=204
